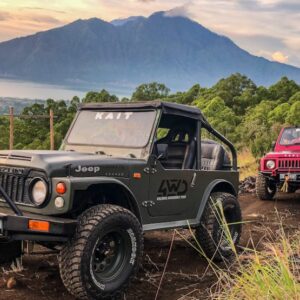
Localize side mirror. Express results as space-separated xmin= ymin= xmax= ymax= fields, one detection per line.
xmin=149 ymin=153 xmax=166 ymax=167
xmin=157 ymin=153 xmax=166 ymax=160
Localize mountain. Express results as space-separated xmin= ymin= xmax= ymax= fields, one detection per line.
xmin=0 ymin=11 xmax=300 ymax=92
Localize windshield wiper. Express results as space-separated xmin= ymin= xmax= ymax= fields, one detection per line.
xmin=127 ymin=153 xmax=136 ymax=158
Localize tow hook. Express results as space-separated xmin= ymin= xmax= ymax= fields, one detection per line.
xmin=281 ymin=175 xmax=289 ymax=193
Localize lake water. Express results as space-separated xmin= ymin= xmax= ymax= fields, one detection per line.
xmin=0 ymin=78 xmax=131 ymax=100
xmin=0 ymin=78 xmax=86 ymax=100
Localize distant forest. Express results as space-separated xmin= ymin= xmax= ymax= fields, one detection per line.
xmin=0 ymin=73 xmax=299 ymax=158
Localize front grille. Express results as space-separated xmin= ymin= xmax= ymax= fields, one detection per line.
xmin=278 ymin=159 xmax=300 ymax=169
xmin=0 ymin=168 xmax=47 ymax=206
xmin=0 ymin=172 xmax=32 ymax=205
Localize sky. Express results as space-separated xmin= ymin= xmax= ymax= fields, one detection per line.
xmin=0 ymin=0 xmax=299 ymax=67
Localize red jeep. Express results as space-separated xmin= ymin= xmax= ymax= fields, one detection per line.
xmin=256 ymin=126 xmax=300 ymax=200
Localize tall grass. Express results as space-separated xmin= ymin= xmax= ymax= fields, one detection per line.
xmin=216 ymin=231 xmax=300 ymax=300
xmin=238 ymin=149 xmax=257 ymax=180
xmin=178 ymin=201 xmax=300 ymax=300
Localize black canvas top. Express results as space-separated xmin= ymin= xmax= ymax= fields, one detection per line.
xmin=80 ymin=101 xmax=206 ymax=122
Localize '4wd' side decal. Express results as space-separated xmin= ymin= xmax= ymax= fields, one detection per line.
xmin=157 ymin=179 xmax=188 ymax=201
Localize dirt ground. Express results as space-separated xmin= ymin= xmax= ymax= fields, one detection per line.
xmin=0 ymin=192 xmax=300 ymax=300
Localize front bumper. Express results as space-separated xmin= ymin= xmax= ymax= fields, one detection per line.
xmin=279 ymin=173 xmax=300 ymax=182
xmin=261 ymin=171 xmax=300 ymax=182
xmin=0 ymin=207 xmax=77 ymax=242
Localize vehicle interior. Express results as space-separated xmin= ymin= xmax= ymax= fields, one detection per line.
xmin=152 ymin=114 xmax=231 ymax=171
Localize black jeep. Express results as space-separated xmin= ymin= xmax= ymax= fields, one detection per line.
xmin=0 ymin=101 xmax=241 ymax=299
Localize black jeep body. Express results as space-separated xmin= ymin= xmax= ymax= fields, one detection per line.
xmin=0 ymin=101 xmax=241 ymax=299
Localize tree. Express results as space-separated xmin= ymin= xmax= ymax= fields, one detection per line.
xmin=268 ymin=103 xmax=291 ymax=124
xmin=239 ymin=101 xmax=277 ymax=157
xmin=69 ymin=96 xmax=80 ymax=113
xmin=199 ymin=96 xmax=239 ymax=141
xmin=210 ymin=73 xmax=257 ymax=107
xmin=131 ymin=82 xmax=170 ymax=101
xmin=269 ymin=77 xmax=299 ymax=101
xmin=286 ymin=102 xmax=300 ymax=125
xmin=82 ymin=89 xmax=118 ymax=103
xmin=167 ymin=84 xmax=202 ymax=104
xmin=289 ymin=91 xmax=300 ymax=104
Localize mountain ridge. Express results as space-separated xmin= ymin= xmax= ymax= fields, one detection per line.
xmin=0 ymin=11 xmax=299 ymax=91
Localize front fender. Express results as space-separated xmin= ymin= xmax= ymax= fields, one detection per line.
xmin=69 ymin=177 xmax=141 ymax=221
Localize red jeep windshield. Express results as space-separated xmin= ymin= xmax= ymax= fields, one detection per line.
xmin=279 ymin=127 xmax=300 ymax=145
xmin=67 ymin=110 xmax=157 ymax=148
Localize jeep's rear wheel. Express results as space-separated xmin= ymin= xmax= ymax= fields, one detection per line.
xmin=59 ymin=204 xmax=143 ymax=300
xmin=195 ymin=192 xmax=242 ymax=261
xmin=256 ymin=173 xmax=276 ymax=200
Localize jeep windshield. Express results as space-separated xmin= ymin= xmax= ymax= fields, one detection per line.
xmin=66 ymin=110 xmax=157 ymax=148
xmin=280 ymin=127 xmax=300 ymax=145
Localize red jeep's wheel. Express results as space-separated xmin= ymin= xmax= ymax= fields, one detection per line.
xmin=256 ymin=173 xmax=276 ymax=200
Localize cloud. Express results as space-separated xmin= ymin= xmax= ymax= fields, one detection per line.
xmin=0 ymin=11 xmax=11 ymax=21
xmin=23 ymin=7 xmax=66 ymax=14
xmin=30 ymin=15 xmax=63 ymax=25
xmin=164 ymin=3 xmax=193 ymax=18
xmin=136 ymin=0 xmax=155 ymax=2
xmin=272 ymin=51 xmax=289 ymax=63
xmin=238 ymin=0 xmax=300 ymax=11
xmin=284 ymin=37 xmax=300 ymax=51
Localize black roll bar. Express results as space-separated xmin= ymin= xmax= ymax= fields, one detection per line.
xmin=202 ymin=120 xmax=238 ymax=171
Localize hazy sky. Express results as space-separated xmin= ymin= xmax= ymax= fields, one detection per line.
xmin=0 ymin=0 xmax=299 ymax=67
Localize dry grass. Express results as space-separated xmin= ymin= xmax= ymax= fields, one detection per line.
xmin=177 ymin=202 xmax=300 ymax=300
xmin=215 ymin=230 xmax=300 ymax=300
xmin=238 ymin=149 xmax=258 ymax=180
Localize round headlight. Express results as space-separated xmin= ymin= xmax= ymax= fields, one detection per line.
xmin=31 ymin=179 xmax=48 ymax=206
xmin=266 ymin=160 xmax=276 ymax=169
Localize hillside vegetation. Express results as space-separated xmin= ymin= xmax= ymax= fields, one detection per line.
xmin=0 ymin=73 xmax=299 ymax=158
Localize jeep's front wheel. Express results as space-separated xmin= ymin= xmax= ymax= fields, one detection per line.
xmin=256 ymin=173 xmax=276 ymax=200
xmin=195 ymin=192 xmax=242 ymax=261
xmin=59 ymin=204 xmax=143 ymax=300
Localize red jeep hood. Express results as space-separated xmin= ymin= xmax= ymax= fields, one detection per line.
xmin=264 ymin=151 xmax=300 ymax=159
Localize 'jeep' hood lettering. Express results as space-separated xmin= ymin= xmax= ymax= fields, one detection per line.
xmin=75 ymin=165 xmax=101 ymax=173
xmin=71 ymin=164 xmax=127 ymax=177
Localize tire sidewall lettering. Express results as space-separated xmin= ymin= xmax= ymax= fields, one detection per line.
xmin=127 ymin=228 xmax=137 ymax=265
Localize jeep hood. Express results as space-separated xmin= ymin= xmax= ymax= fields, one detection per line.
xmin=264 ymin=151 xmax=300 ymax=158
xmin=0 ymin=150 xmax=143 ymax=177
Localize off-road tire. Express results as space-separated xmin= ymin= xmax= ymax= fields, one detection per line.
xmin=195 ymin=192 xmax=242 ymax=261
xmin=288 ymin=186 xmax=298 ymax=193
xmin=58 ymin=204 xmax=143 ymax=300
xmin=0 ymin=240 xmax=22 ymax=264
xmin=256 ymin=173 xmax=276 ymax=200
